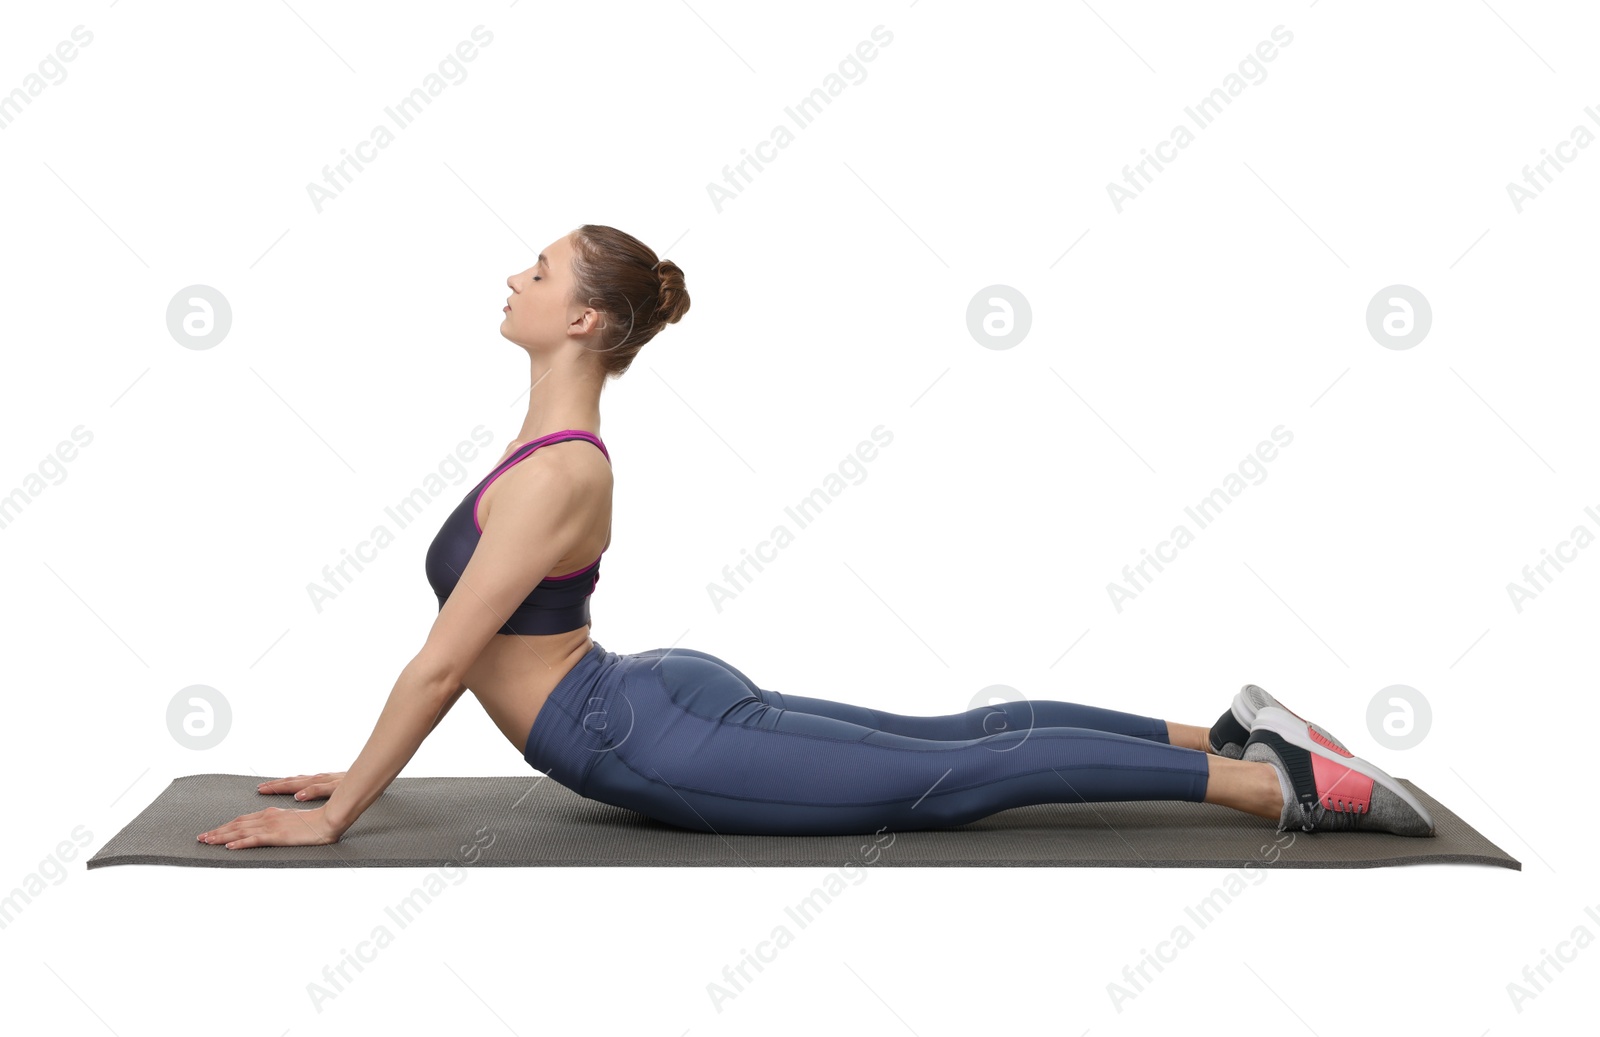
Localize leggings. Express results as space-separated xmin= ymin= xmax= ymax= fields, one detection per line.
xmin=523 ymin=641 xmax=1210 ymax=836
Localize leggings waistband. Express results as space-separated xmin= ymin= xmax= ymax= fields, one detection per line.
xmin=522 ymin=639 xmax=631 ymax=794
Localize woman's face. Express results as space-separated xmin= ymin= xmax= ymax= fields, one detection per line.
xmin=502 ymin=235 xmax=586 ymax=349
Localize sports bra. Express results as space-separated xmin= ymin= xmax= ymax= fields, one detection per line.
xmin=424 ymin=429 xmax=611 ymax=635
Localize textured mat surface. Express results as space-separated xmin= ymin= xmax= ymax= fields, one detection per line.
xmin=87 ymin=773 xmax=1521 ymax=870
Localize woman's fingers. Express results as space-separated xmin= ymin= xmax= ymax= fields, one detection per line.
xmin=288 ymin=772 xmax=346 ymax=800
xmin=196 ymin=805 xmax=339 ymax=849
xmin=257 ymin=772 xmax=339 ymax=795
xmin=257 ymin=774 xmax=309 ymax=794
xmin=199 ymin=809 xmax=267 ymax=846
xmin=200 ymin=807 xmax=269 ymax=835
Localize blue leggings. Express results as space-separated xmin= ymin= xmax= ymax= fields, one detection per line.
xmin=523 ymin=641 xmax=1211 ymax=836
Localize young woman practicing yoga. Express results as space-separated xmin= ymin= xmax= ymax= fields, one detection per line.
xmin=197 ymin=224 xmax=1434 ymax=849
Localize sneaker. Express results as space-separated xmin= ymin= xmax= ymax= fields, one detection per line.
xmin=1207 ymin=683 xmax=1349 ymax=758
xmin=1242 ymin=705 xmax=1434 ymax=837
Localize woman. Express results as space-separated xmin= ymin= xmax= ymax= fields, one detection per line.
xmin=197 ymin=225 xmax=1434 ymax=849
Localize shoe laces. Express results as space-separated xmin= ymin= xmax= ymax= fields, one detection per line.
xmin=1296 ymin=798 xmax=1365 ymax=832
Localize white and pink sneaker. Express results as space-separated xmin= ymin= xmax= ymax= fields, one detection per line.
xmin=1243 ymin=705 xmax=1434 ymax=837
xmin=1208 ymin=683 xmax=1349 ymax=759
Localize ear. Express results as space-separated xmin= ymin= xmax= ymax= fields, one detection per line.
xmin=568 ymin=306 xmax=604 ymax=336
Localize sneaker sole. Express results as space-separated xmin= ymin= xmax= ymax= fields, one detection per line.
xmin=1250 ymin=706 xmax=1433 ymax=830
xmin=1233 ymin=684 xmax=1292 ymax=727
xmin=1233 ymin=684 xmax=1349 ymax=754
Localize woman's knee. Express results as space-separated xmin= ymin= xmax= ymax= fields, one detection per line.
xmin=950 ymin=700 xmax=1029 ymax=740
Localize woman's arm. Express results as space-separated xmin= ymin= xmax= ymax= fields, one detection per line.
xmin=269 ymin=685 xmax=466 ymax=802
xmin=322 ymin=658 xmax=459 ymax=836
xmin=200 ymin=459 xmax=591 ymax=849
xmin=200 ymin=657 xmax=461 ymax=848
xmin=431 ymin=683 xmax=469 ymax=735
xmin=318 ymin=463 xmax=592 ymax=840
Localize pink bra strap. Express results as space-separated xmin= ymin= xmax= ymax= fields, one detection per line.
xmin=473 ymin=430 xmax=610 ymax=535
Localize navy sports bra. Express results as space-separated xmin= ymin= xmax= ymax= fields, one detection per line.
xmin=424 ymin=429 xmax=611 ymax=635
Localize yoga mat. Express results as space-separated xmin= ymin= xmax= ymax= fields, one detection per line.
xmin=87 ymin=773 xmax=1520 ymax=871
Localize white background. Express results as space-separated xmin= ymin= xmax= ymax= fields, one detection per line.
xmin=2 ymin=1 xmax=1595 ymax=1033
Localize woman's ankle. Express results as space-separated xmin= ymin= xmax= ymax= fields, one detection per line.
xmin=1205 ymin=756 xmax=1285 ymax=821
xmin=1165 ymin=721 xmax=1212 ymax=753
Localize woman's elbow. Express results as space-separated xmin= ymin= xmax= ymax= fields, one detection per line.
xmin=403 ymin=651 xmax=465 ymax=702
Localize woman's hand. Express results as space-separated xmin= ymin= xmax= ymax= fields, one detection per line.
xmin=197 ymin=804 xmax=343 ymax=849
xmin=257 ymin=771 xmax=347 ymax=801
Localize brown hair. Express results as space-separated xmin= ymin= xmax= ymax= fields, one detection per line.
xmin=567 ymin=224 xmax=690 ymax=378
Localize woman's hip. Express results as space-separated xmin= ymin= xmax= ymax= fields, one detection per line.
xmin=523 ymin=642 xmax=763 ymax=795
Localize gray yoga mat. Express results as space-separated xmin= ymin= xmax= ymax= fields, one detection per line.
xmin=86 ymin=772 xmax=1520 ymax=870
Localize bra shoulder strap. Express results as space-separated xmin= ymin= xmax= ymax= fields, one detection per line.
xmin=490 ymin=429 xmax=609 ymax=478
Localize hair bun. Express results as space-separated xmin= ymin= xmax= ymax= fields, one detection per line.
xmin=654 ymin=258 xmax=690 ymax=326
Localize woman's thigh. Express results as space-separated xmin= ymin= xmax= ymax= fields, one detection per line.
xmin=632 ymin=648 xmax=1169 ymax=743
